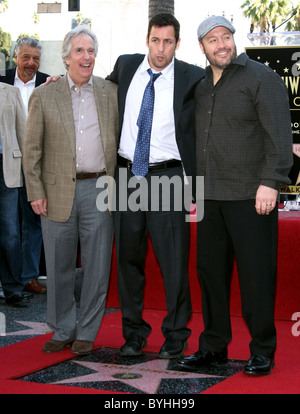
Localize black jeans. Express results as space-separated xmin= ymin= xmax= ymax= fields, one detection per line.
xmin=197 ymin=199 xmax=278 ymax=358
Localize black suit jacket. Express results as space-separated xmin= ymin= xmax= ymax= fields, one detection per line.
xmin=0 ymin=67 xmax=49 ymax=87
xmin=106 ymin=54 xmax=205 ymax=181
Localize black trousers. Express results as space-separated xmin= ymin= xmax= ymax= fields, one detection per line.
xmin=197 ymin=199 xmax=278 ymax=358
xmin=113 ymin=165 xmax=192 ymax=342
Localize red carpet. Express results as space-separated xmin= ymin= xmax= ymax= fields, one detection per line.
xmin=0 ymin=310 xmax=299 ymax=394
xmin=2 ymin=211 xmax=299 ymax=394
xmin=106 ymin=211 xmax=300 ymax=321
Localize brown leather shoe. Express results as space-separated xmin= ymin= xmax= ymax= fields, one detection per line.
xmin=71 ymin=340 xmax=94 ymax=355
xmin=43 ymin=339 xmax=72 ymax=353
xmin=24 ymin=279 xmax=47 ymax=294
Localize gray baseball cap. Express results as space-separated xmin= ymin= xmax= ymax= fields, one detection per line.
xmin=197 ymin=15 xmax=235 ymax=40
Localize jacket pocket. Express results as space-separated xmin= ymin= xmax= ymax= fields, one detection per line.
xmin=13 ymin=149 xmax=22 ymax=158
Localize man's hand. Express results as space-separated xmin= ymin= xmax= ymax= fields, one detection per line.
xmin=255 ymin=185 xmax=278 ymax=215
xmin=31 ymin=199 xmax=48 ymax=217
xmin=44 ymin=75 xmax=62 ymax=85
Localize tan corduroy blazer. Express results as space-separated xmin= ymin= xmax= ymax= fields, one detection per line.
xmin=23 ymin=75 xmax=118 ymax=222
xmin=0 ymin=83 xmax=26 ymax=188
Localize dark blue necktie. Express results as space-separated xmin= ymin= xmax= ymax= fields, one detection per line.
xmin=132 ymin=69 xmax=161 ymax=178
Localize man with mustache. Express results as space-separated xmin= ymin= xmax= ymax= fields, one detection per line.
xmin=0 ymin=37 xmax=49 ymax=295
xmin=0 ymin=83 xmax=27 ymax=305
xmin=177 ymin=16 xmax=293 ymax=376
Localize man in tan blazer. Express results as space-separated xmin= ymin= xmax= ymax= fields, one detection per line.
xmin=0 ymin=83 xmax=32 ymax=305
xmin=23 ymin=25 xmax=118 ymax=355
xmin=1 ymin=36 xmax=49 ymax=295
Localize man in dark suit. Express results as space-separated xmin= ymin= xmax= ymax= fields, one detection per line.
xmin=107 ymin=13 xmax=205 ymax=359
xmin=0 ymin=37 xmax=49 ymax=295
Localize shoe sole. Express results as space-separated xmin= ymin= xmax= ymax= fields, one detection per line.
xmin=119 ymin=349 xmax=143 ymax=356
xmin=42 ymin=342 xmax=73 ymax=353
xmin=177 ymin=357 xmax=228 ymax=370
xmin=243 ymin=369 xmax=273 ymax=376
xmin=71 ymin=349 xmax=92 ymax=355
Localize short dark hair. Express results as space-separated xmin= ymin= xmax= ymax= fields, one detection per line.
xmin=147 ymin=13 xmax=180 ymax=43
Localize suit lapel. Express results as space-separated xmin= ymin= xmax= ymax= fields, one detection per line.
xmin=119 ymin=55 xmax=144 ymax=129
xmin=173 ymin=59 xmax=189 ymax=129
xmin=0 ymin=84 xmax=7 ymax=120
xmin=55 ymin=76 xmax=76 ymax=158
xmin=93 ymin=76 xmax=108 ymax=152
xmin=35 ymin=71 xmax=46 ymax=87
xmin=6 ymin=68 xmax=16 ymax=85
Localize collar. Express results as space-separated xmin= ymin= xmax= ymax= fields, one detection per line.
xmin=67 ymin=72 xmax=93 ymax=90
xmin=232 ymin=53 xmax=249 ymax=67
xmin=205 ymin=53 xmax=249 ymax=78
xmin=139 ymin=54 xmax=174 ymax=81
xmin=15 ymin=69 xmax=36 ymax=85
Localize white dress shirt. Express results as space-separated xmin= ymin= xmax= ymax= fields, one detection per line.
xmin=14 ymin=71 xmax=36 ymax=116
xmin=118 ymin=55 xmax=181 ymax=163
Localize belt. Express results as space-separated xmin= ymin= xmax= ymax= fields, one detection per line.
xmin=117 ymin=156 xmax=181 ymax=172
xmin=76 ymin=171 xmax=106 ymax=180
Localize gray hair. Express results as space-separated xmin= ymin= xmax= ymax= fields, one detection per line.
xmin=15 ymin=37 xmax=43 ymax=56
xmin=61 ymin=25 xmax=98 ymax=70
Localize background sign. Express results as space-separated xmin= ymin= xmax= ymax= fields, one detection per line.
xmin=246 ymin=46 xmax=300 ymax=195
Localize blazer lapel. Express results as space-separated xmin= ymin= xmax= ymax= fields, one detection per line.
xmin=93 ymin=77 xmax=108 ymax=151
xmin=118 ymin=55 xmax=144 ymax=129
xmin=35 ymin=71 xmax=46 ymax=87
xmin=173 ymin=59 xmax=189 ymax=128
xmin=5 ymin=68 xmax=16 ymax=85
xmin=0 ymin=84 xmax=7 ymax=120
xmin=55 ymin=76 xmax=76 ymax=158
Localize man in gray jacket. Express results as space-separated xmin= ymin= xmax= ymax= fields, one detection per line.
xmin=0 ymin=83 xmax=31 ymax=306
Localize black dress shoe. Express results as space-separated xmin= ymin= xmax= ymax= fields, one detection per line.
xmin=159 ymin=338 xmax=188 ymax=359
xmin=5 ymin=294 xmax=31 ymax=306
xmin=177 ymin=349 xmax=228 ymax=371
xmin=243 ymin=354 xmax=275 ymax=376
xmin=120 ymin=337 xmax=147 ymax=356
